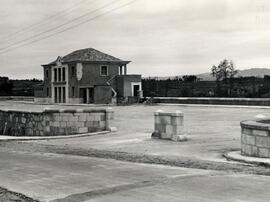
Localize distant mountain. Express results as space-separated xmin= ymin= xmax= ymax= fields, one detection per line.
xmin=143 ymin=68 xmax=270 ymax=81
xmin=197 ymin=68 xmax=270 ymax=81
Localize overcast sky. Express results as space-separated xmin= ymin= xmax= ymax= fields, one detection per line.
xmin=0 ymin=0 xmax=270 ymax=79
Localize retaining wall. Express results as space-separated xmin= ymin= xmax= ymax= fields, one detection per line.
xmin=0 ymin=108 xmax=113 ymax=136
xmin=0 ymin=96 xmax=34 ymax=102
xmin=241 ymin=119 xmax=270 ymax=158
xmin=153 ymin=97 xmax=270 ymax=106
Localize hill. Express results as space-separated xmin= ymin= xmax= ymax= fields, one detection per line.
xmin=197 ymin=68 xmax=270 ymax=81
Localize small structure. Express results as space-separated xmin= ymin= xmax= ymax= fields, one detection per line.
xmin=35 ymin=48 xmax=142 ymax=104
xmin=152 ymin=110 xmax=187 ymax=141
xmin=241 ymin=119 xmax=270 ymax=158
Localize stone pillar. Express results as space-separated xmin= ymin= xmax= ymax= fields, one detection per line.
xmin=86 ymin=88 xmax=90 ymax=104
xmin=124 ymin=65 xmax=127 ymax=75
xmin=51 ymin=68 xmax=55 ymax=103
xmin=152 ymin=110 xmax=187 ymax=141
xmin=120 ymin=66 xmax=123 ymax=75
xmin=105 ymin=107 xmax=117 ymax=132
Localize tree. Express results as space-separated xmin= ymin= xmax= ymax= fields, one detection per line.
xmin=211 ymin=59 xmax=238 ymax=96
xmin=182 ymin=75 xmax=198 ymax=82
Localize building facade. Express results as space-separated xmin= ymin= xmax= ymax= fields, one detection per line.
xmin=35 ymin=48 xmax=142 ymax=104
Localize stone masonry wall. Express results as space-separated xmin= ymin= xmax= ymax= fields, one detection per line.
xmin=152 ymin=110 xmax=187 ymax=142
xmin=241 ymin=120 xmax=270 ymax=158
xmin=0 ymin=108 xmax=113 ymax=136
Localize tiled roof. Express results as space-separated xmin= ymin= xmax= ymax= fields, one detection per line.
xmin=43 ymin=48 xmax=130 ymax=66
xmin=62 ymin=48 xmax=123 ymax=62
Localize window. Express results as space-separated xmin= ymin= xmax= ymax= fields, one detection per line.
xmin=54 ymin=69 xmax=57 ymax=81
xmin=46 ymin=69 xmax=49 ymax=79
xmin=54 ymin=87 xmax=57 ymax=103
xmin=71 ymin=66 xmax=76 ymax=77
xmin=62 ymin=87 xmax=66 ymax=103
xmin=46 ymin=87 xmax=49 ymax=97
xmin=58 ymin=68 xmax=61 ymax=81
xmin=72 ymin=87 xmax=75 ymax=97
xmin=100 ymin=65 xmax=108 ymax=76
xmin=62 ymin=67 xmax=66 ymax=81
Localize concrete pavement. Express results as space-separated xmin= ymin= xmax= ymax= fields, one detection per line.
xmin=0 ymin=149 xmax=214 ymax=202
xmin=1 ymin=149 xmax=270 ymax=202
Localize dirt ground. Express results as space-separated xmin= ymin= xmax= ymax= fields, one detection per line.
xmin=1 ymin=101 xmax=270 ymax=201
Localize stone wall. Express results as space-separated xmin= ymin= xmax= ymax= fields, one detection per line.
xmin=241 ymin=119 xmax=270 ymax=158
xmin=0 ymin=108 xmax=114 ymax=136
xmin=153 ymin=97 xmax=270 ymax=106
xmin=152 ymin=110 xmax=187 ymax=141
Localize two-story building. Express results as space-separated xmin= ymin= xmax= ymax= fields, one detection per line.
xmin=35 ymin=48 xmax=142 ymax=104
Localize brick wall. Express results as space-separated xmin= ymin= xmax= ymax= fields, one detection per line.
xmin=0 ymin=108 xmax=114 ymax=136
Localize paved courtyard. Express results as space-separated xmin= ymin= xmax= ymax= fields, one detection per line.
xmin=1 ymin=101 xmax=270 ymax=201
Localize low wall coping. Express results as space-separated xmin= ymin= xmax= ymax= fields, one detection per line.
xmin=154 ymin=110 xmax=183 ymax=117
xmin=240 ymin=119 xmax=270 ymax=131
xmin=154 ymin=97 xmax=270 ymax=101
xmin=0 ymin=108 xmax=113 ymax=115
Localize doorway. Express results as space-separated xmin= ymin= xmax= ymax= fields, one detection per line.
xmin=79 ymin=88 xmax=94 ymax=103
xmin=133 ymin=85 xmax=140 ymax=97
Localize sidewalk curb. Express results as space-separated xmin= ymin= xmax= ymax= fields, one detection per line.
xmin=224 ymin=151 xmax=270 ymax=166
xmin=0 ymin=131 xmax=110 ymax=142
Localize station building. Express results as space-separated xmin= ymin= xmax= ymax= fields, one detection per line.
xmin=35 ymin=48 xmax=142 ymax=104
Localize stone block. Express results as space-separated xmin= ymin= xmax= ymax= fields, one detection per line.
xmin=258 ymin=147 xmax=269 ymax=158
xmin=256 ymin=136 xmax=268 ymax=148
xmin=154 ymin=115 xmax=161 ymax=124
xmin=21 ymin=117 xmax=26 ymax=124
xmin=75 ymin=122 xmax=84 ymax=128
xmin=251 ymin=146 xmax=258 ymax=156
xmin=253 ymin=129 xmax=269 ymax=137
xmin=159 ymin=115 xmax=171 ymax=125
xmin=242 ymin=128 xmax=253 ymax=135
xmin=154 ymin=123 xmax=166 ymax=133
xmin=87 ymin=115 xmax=95 ymax=121
xmin=66 ymin=121 xmax=74 ymax=127
xmin=172 ymin=134 xmax=188 ymax=142
xmin=241 ymin=133 xmax=246 ymax=144
xmin=44 ymin=126 xmax=50 ymax=132
xmin=100 ymin=121 xmax=106 ymax=129
xmin=74 ymin=112 xmax=84 ymax=117
xmin=69 ymin=116 xmax=78 ymax=122
xmin=165 ymin=125 xmax=173 ymax=135
xmin=246 ymin=134 xmax=255 ymax=145
xmin=78 ymin=115 xmax=87 ymax=122
xmin=60 ymin=122 xmax=67 ymax=127
xmin=94 ymin=115 xmax=101 ymax=121
xmin=100 ymin=115 xmax=105 ymax=121
xmin=44 ymin=115 xmax=51 ymax=121
xmin=173 ymin=125 xmax=184 ymax=135
xmin=243 ymin=144 xmax=252 ymax=156
xmin=61 ymin=115 xmax=70 ymax=122
xmin=160 ymin=132 xmax=171 ymax=139
xmin=53 ymin=121 xmax=60 ymax=127
xmin=171 ymin=116 xmax=183 ymax=126
xmin=78 ymin=127 xmax=88 ymax=133
xmin=85 ymin=121 xmax=94 ymax=127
